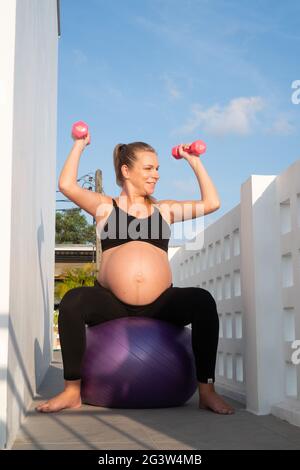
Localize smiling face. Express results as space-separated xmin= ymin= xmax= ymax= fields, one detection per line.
xmin=121 ymin=150 xmax=160 ymax=196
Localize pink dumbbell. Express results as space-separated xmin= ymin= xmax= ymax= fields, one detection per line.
xmin=172 ymin=140 xmax=206 ymax=159
xmin=71 ymin=121 xmax=90 ymax=145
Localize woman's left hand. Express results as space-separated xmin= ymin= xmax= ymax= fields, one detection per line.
xmin=177 ymin=143 xmax=197 ymax=164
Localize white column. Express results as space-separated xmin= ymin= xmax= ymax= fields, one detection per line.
xmin=240 ymin=174 xmax=285 ymax=414
xmin=0 ymin=0 xmax=17 ymax=450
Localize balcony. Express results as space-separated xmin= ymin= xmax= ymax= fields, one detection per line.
xmin=11 ymin=351 xmax=300 ymax=450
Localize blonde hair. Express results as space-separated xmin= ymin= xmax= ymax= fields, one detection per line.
xmin=113 ymin=141 xmax=157 ymax=204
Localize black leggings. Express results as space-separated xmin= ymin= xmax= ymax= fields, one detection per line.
xmin=58 ymin=280 xmax=219 ymax=383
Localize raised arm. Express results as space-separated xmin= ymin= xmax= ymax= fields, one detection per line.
xmin=157 ymin=144 xmax=221 ymax=224
xmin=58 ymin=136 xmax=109 ymax=217
xmin=58 ymin=139 xmax=86 ymax=189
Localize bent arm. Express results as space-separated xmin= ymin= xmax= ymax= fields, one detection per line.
xmin=58 ymin=140 xmax=107 ymax=217
xmin=157 ymin=157 xmax=221 ymax=224
xmin=58 ymin=141 xmax=85 ymax=190
xmin=189 ymin=157 xmax=220 ymax=208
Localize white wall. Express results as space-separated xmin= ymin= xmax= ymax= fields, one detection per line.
xmin=170 ymin=205 xmax=245 ymax=404
xmin=0 ymin=0 xmax=17 ymax=452
xmin=0 ymin=0 xmax=58 ymax=449
xmin=169 ymin=159 xmax=300 ymax=427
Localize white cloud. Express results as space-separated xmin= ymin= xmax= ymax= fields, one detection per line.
xmin=72 ymin=49 xmax=88 ymax=66
xmin=132 ymin=14 xmax=273 ymax=96
xmin=106 ymin=85 xmax=124 ymax=100
xmin=266 ymin=116 xmax=295 ymax=135
xmin=176 ymin=96 xmax=264 ymax=136
xmin=162 ymin=74 xmax=182 ymax=100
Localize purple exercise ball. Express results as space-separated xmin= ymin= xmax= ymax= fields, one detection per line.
xmin=80 ymin=317 xmax=198 ymax=408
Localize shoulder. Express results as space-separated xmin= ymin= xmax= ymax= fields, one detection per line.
xmin=152 ymin=198 xmax=173 ymax=207
xmin=150 ymin=196 xmax=165 ymax=210
xmin=151 ymin=198 xmax=174 ymax=224
xmin=149 ymin=196 xmax=172 ymax=205
xmin=103 ymin=195 xmax=115 ymax=203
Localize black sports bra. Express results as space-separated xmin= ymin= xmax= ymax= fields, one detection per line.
xmin=100 ymin=198 xmax=171 ymax=253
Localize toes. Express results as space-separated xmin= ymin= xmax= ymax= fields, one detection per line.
xmin=216 ymin=408 xmax=228 ymax=414
xmin=214 ymin=406 xmax=235 ymax=414
xmin=36 ymin=403 xmax=50 ymax=412
xmin=39 ymin=407 xmax=51 ymax=413
xmin=198 ymin=398 xmax=235 ymax=415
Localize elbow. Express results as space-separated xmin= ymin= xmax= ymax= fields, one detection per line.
xmin=58 ymin=181 xmax=74 ymax=194
xmin=203 ymin=200 xmax=221 ymax=215
xmin=211 ymin=201 xmax=221 ymax=211
xmin=58 ymin=181 xmax=66 ymax=193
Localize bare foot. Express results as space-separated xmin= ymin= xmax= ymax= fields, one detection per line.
xmin=36 ymin=380 xmax=82 ymax=413
xmin=198 ymin=383 xmax=235 ymax=415
xmin=198 ymin=392 xmax=235 ymax=414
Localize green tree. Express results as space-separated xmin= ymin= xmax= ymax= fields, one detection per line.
xmin=56 ymin=208 xmax=96 ymax=244
xmin=55 ymin=263 xmax=96 ymax=303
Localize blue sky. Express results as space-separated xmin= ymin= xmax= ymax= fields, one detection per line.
xmin=56 ymin=0 xmax=300 ymax=244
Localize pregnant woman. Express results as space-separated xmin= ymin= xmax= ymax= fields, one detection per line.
xmin=36 ymin=133 xmax=234 ymax=414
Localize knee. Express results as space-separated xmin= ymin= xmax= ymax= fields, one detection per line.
xmin=196 ymin=288 xmax=217 ymax=309
xmin=193 ymin=289 xmax=219 ymax=327
xmin=190 ymin=288 xmax=219 ymax=325
xmin=58 ymin=287 xmax=84 ymax=320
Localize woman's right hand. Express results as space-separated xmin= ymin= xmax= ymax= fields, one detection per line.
xmin=72 ymin=131 xmax=91 ymax=150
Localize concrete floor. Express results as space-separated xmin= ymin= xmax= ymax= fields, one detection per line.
xmin=12 ymin=352 xmax=300 ymax=450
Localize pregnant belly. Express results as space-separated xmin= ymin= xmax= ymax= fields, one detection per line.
xmin=99 ymin=242 xmax=172 ymax=305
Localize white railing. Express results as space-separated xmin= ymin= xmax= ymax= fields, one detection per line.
xmin=168 ymin=158 xmax=300 ymax=427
